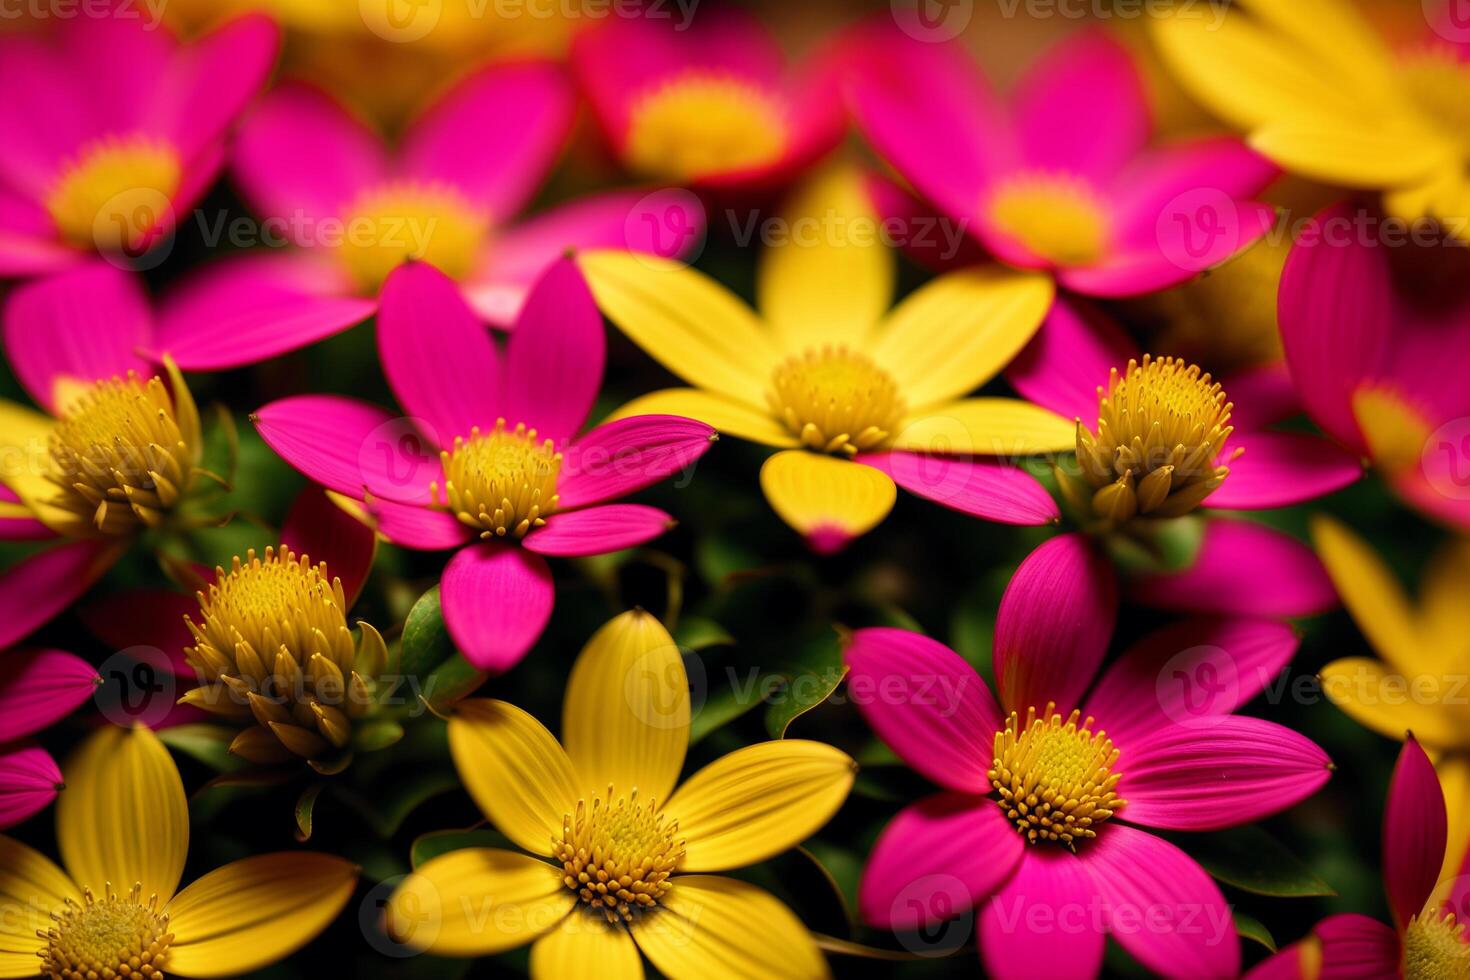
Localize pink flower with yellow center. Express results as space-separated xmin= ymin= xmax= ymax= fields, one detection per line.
xmin=0 ymin=647 xmax=100 ymax=828
xmin=571 ymin=7 xmax=845 ymax=189
xmin=849 ymin=26 xmax=1279 ymax=298
xmin=253 ymin=259 xmax=717 ymax=673
xmin=0 ymin=7 xmax=279 ymax=275
xmin=154 ymin=61 xmax=704 ymax=371
xmin=1244 ymin=738 xmax=1470 ymax=980
xmin=846 ymin=536 xmax=1334 ymax=979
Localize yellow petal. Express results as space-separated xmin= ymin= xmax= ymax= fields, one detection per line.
xmin=1310 ymin=515 xmax=1421 ymax=676
xmin=1421 ymin=539 xmax=1470 ymax=669
xmin=448 ymin=699 xmax=580 ymax=855
xmin=610 ymin=388 xmax=796 ymax=449
xmin=161 ymin=354 xmax=202 ymax=465
xmin=631 ymin=876 xmax=829 ymax=980
xmin=1250 ymin=124 xmax=1450 ymax=189
xmin=1318 ymin=657 xmax=1470 ymax=749
xmin=562 ymin=610 xmax=689 ymax=803
xmin=1437 ymin=753 xmax=1470 ymax=883
xmin=58 ymin=725 xmax=188 ymax=904
xmin=578 ymin=250 xmax=781 ymax=406
xmin=757 ymin=165 xmax=893 ymax=351
xmin=385 ymin=848 xmax=573 ymax=956
xmin=870 ymin=266 xmax=1053 ymax=410
xmin=666 ymin=740 xmax=855 ymax=872
xmin=1235 ymin=0 xmax=1395 ymax=93
xmin=164 ymin=853 xmax=358 ymax=977
xmin=0 ymin=837 xmax=78 ymax=966
xmin=530 ymin=912 xmax=643 ymax=980
xmin=0 ymin=398 xmax=75 ymax=535
xmin=759 ymin=451 xmax=896 ymax=547
xmin=892 ymin=398 xmax=1075 ymax=456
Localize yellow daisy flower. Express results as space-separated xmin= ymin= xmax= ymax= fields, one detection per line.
xmin=1312 ymin=515 xmax=1470 ymax=879
xmin=0 ymin=725 xmax=357 ymax=979
xmin=578 ymin=166 xmax=1073 ymax=551
xmin=385 ymin=609 xmax=856 ymax=978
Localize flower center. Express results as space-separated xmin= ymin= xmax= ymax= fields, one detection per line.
xmin=1398 ymin=46 xmax=1470 ymax=156
xmin=986 ymin=172 xmax=1109 ymax=266
xmin=46 ymin=136 xmax=181 ymax=253
xmin=768 ymin=346 xmax=906 ymax=456
xmin=1075 ymin=355 xmax=1240 ymax=523
xmin=624 ymin=72 xmax=789 ymax=181
xmin=989 ymin=705 xmax=1124 ymax=848
xmin=554 ymin=788 xmax=685 ymax=923
xmin=46 ymin=373 xmax=195 ymax=536
xmin=433 ymin=421 xmax=561 ymax=538
xmin=1403 ymin=907 xmax=1470 ymax=980
xmin=338 ymin=181 xmax=487 ymax=294
xmin=40 ymin=884 xmax=172 ymax=980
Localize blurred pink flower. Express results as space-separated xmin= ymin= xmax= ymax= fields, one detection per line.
xmin=0 ymin=647 xmax=100 ymax=828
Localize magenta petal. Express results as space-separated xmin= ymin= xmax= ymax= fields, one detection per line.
xmin=79 ymin=589 xmax=196 ymax=678
xmin=522 ymin=504 xmax=673 ymax=558
xmin=0 ymin=541 xmax=116 ymax=649
xmin=0 ymin=485 xmax=55 ymax=542
xmin=1241 ymin=941 xmax=1307 ymax=980
xmin=155 ymin=252 xmax=373 ymax=370
xmin=858 ymin=792 xmax=1022 ymax=929
xmin=863 ymin=172 xmax=990 ymax=273
xmin=439 ymin=542 xmax=554 ymax=673
xmin=0 ymin=36 xmax=90 ymax=197
xmin=994 ymin=534 xmax=1117 ymax=717
xmin=1224 ymin=363 xmax=1303 ymax=432
xmin=377 ymin=262 xmax=502 ymax=444
xmin=148 ymin=14 xmax=281 ymax=162
xmin=1118 ymin=716 xmax=1332 ymax=831
xmin=1082 ymin=825 xmax=1240 ymax=979
xmin=281 ymin=486 xmax=377 ymax=607
xmin=1006 ymin=297 xmax=1137 ymax=423
xmin=843 ymin=627 xmax=1002 ymax=792
xmin=860 ymin=452 xmax=1061 ymax=526
xmin=1384 ymin=737 xmax=1446 ymax=931
xmin=1085 ymin=617 xmax=1298 ymax=750
xmin=3 ymin=261 xmax=152 ymax=412
xmin=0 ymin=743 xmax=62 ymax=830
xmin=1207 ymin=431 xmax=1362 ymax=510
xmin=1392 ymin=465 xmax=1470 ymax=534
xmin=979 ymin=848 xmax=1105 ymax=980
xmin=363 ymin=497 xmax=471 ymax=552
xmin=558 ymin=415 xmax=716 ymax=510
xmin=1111 ymin=138 xmax=1279 ymax=241
xmin=0 ymin=189 xmax=79 ymax=277
xmin=1313 ymin=913 xmax=1402 ymax=978
xmin=501 ymin=258 xmax=605 ymax=443
xmin=0 ymin=647 xmax=100 ymax=741
xmin=1129 ymin=518 xmax=1337 ymax=618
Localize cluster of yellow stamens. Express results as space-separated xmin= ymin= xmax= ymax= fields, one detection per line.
xmin=768 ymin=346 xmax=906 ymax=456
xmin=987 ymin=172 xmax=1110 ymax=266
xmin=553 ymin=788 xmax=685 ymax=923
xmin=433 ymin=421 xmax=562 ymax=538
xmin=1403 ymin=906 xmax=1470 ymax=979
xmin=1068 ymin=355 xmax=1241 ymax=525
xmin=989 ymin=705 xmax=1124 ymax=848
xmin=47 ymin=373 xmax=197 ymax=536
xmin=338 ymin=181 xmax=486 ymax=293
xmin=45 ymin=135 xmax=181 ymax=252
xmin=624 ymin=72 xmax=789 ymax=181
xmin=181 ymin=547 xmax=386 ymax=766
xmin=39 ymin=883 xmax=171 ymax=980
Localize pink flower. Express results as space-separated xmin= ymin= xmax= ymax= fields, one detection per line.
xmin=0 ymin=647 xmax=101 ymax=828
xmin=849 ymin=25 xmax=1278 ymax=297
xmin=845 ymin=537 xmax=1334 ymax=978
xmin=0 ymin=7 xmax=279 ymax=275
xmin=253 ymin=259 xmax=717 ymax=673
xmin=1244 ymin=737 xmax=1470 ymax=979
xmin=155 ymin=62 xmax=705 ymax=371
xmin=571 ymin=7 xmax=845 ymax=189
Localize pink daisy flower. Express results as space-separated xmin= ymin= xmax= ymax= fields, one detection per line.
xmin=848 ymin=25 xmax=1278 ymax=298
xmin=0 ymin=648 xmax=100 ymax=828
xmin=570 ymin=6 xmax=845 ymax=189
xmin=0 ymin=6 xmax=279 ymax=275
xmin=845 ymin=537 xmax=1334 ymax=978
xmin=1244 ymin=737 xmax=1470 ymax=979
xmin=253 ymin=259 xmax=717 ymax=673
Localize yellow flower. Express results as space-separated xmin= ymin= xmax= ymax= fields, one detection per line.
xmin=385 ymin=610 xmax=856 ymax=978
xmin=0 ymin=725 xmax=357 ymax=979
xmin=1312 ymin=515 xmax=1470 ymax=879
xmin=1152 ymin=0 xmax=1470 ymax=236
xmin=578 ymin=165 xmax=1071 ymax=548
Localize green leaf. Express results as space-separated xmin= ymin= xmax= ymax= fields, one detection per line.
xmin=763 ymin=628 xmax=848 ymax=739
xmin=1178 ymin=825 xmax=1336 ymax=898
xmin=674 ymin=615 xmax=735 ymax=651
xmin=423 ymin=653 xmax=488 ymax=712
xmin=396 ymin=585 xmax=455 ymax=679
xmin=157 ymin=724 xmax=247 ymax=773
xmin=352 ymin=719 xmax=404 ymax=754
xmin=338 ymin=772 xmax=462 ymax=839
xmin=294 ymin=783 xmax=323 ymax=842
xmin=1235 ymin=912 xmax=1276 ymax=952
xmin=410 ymin=827 xmax=517 ymax=869
xmin=688 ymin=672 xmax=764 ymax=745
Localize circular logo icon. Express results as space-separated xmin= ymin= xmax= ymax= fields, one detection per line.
xmin=1423 ymin=417 xmax=1470 ymax=502
xmin=360 ymin=876 xmax=435 ymax=958
xmin=623 ymin=188 xmax=708 ymax=268
xmin=1156 ymin=644 xmax=1240 ymax=728
xmin=1156 ymin=187 xmax=1247 ymax=274
xmin=891 ymin=0 xmax=974 ymax=42
xmin=890 ymin=873 xmax=974 ymax=957
xmin=93 ymin=187 xmax=175 ymax=271
xmin=94 ymin=647 xmax=177 ymax=729
xmin=360 ymin=0 xmax=443 ymax=42
xmin=624 ymin=645 xmax=707 ymax=730
xmin=1426 ymin=0 xmax=1470 ymax=43
xmin=357 ymin=417 xmax=442 ymax=504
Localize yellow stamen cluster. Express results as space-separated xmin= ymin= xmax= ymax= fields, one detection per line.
xmin=1403 ymin=907 xmax=1470 ymax=979
xmin=45 ymin=135 xmax=181 ymax=252
xmin=1070 ymin=355 xmax=1241 ymax=525
xmin=338 ymin=181 xmax=486 ymax=293
xmin=434 ymin=421 xmax=561 ymax=538
xmin=768 ymin=346 xmax=906 ymax=456
xmin=624 ymin=72 xmax=789 ymax=181
xmin=987 ymin=172 xmax=1109 ymax=266
xmin=990 ymin=705 xmax=1124 ymax=848
xmin=181 ymin=547 xmax=386 ymax=767
xmin=554 ymin=788 xmax=685 ymax=923
xmin=39 ymin=883 xmax=172 ymax=980
xmin=47 ymin=374 xmax=195 ymax=536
